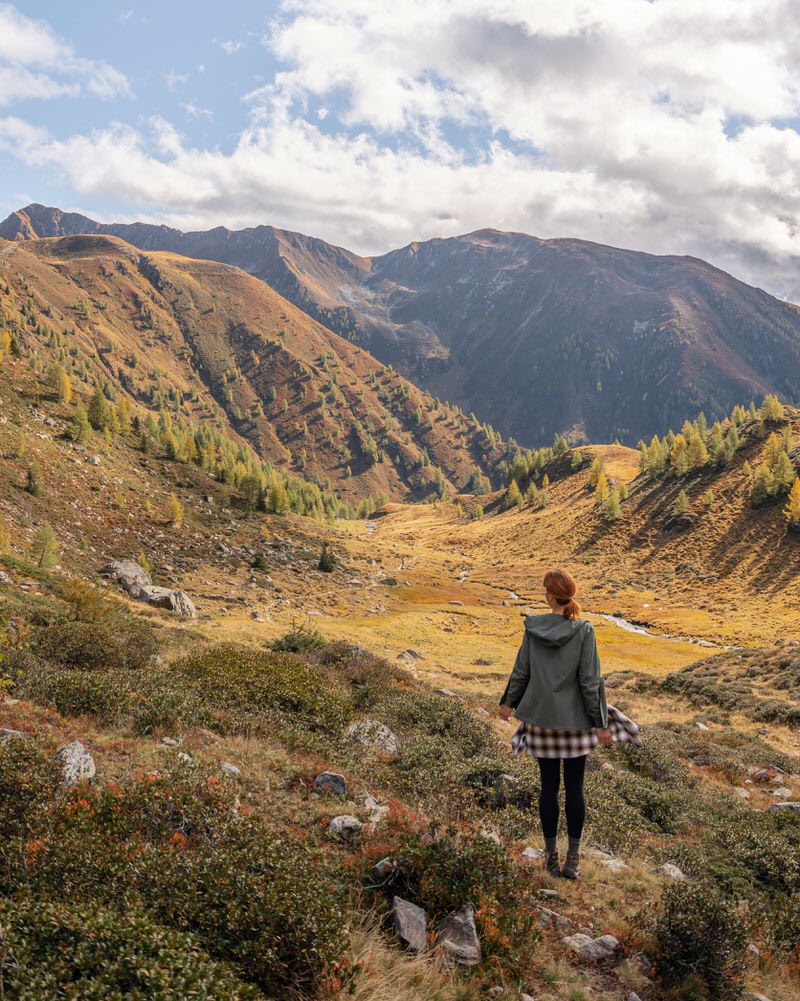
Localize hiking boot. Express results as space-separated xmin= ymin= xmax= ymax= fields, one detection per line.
xmin=544 ymin=850 xmax=561 ymax=877
xmin=561 ymin=848 xmax=581 ymax=879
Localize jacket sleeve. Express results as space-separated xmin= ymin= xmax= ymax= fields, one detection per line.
xmin=578 ymin=623 xmax=608 ymax=728
xmin=500 ymin=631 xmax=531 ymax=708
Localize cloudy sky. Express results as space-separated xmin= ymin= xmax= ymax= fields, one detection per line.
xmin=2 ymin=1 xmax=800 ymax=298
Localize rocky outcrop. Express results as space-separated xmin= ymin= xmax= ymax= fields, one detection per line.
xmin=562 ymin=933 xmax=620 ymax=961
xmin=345 ymin=720 xmax=400 ymax=756
xmin=102 ymin=560 xmax=196 ymax=618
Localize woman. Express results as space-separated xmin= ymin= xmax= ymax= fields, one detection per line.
xmin=499 ymin=568 xmax=640 ymax=879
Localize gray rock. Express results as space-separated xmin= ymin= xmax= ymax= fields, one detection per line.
xmin=103 ymin=559 xmax=151 ymax=595
xmin=733 ymin=786 xmax=751 ymax=800
xmin=138 ymin=585 xmax=197 ymax=618
xmin=521 ymin=846 xmax=545 ymax=859
xmin=372 ymin=857 xmax=397 ymax=880
xmin=364 ymin=795 xmax=390 ymax=824
xmin=87 ymin=455 xmax=101 ymax=466
xmin=161 ymin=737 xmax=178 ymax=746
xmin=436 ymin=905 xmax=481 ymax=966
xmin=314 ymin=771 xmax=348 ymax=797
xmin=520 ymin=995 xmax=535 ymax=1001
xmin=487 ymin=989 xmax=504 ymax=999
xmin=434 ymin=688 xmax=458 ymax=698
xmin=391 ymin=896 xmax=428 ymax=953
xmin=772 ymin=787 xmax=792 ymax=799
xmin=768 ymin=802 xmax=800 ymax=812
xmin=538 ymin=888 xmax=559 ymax=899
xmin=220 ymin=762 xmax=241 ymax=779
xmin=562 ymin=932 xmax=619 ymax=961
xmin=327 ymin=814 xmax=363 ymax=839
xmin=53 ymin=740 xmax=96 ymax=787
xmin=346 ymin=720 xmax=400 ymax=756
xmin=599 ymin=857 xmax=629 ymax=873
xmin=0 ymin=571 xmax=12 ymax=585
xmin=652 ymin=862 xmax=686 ymax=880
xmin=627 ymin=994 xmax=643 ymax=1001
xmin=0 ymin=728 xmax=30 ymax=741
xmin=538 ymin=905 xmax=572 ymax=932
xmin=494 ymin=772 xmax=521 ymax=808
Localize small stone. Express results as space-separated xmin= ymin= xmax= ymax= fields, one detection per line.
xmin=733 ymin=787 xmax=751 ymax=800
xmin=479 ymin=828 xmax=502 ymax=845
xmin=521 ymin=847 xmax=545 ymax=860
xmin=487 ymin=988 xmax=504 ymax=999
xmin=538 ymin=906 xmax=572 ymax=932
xmin=53 ymin=740 xmax=96 ymax=787
xmin=768 ymin=802 xmax=800 ymax=812
xmin=346 ymin=720 xmax=400 ymax=756
xmin=449 ymin=600 xmax=464 ymax=606
xmin=627 ymin=994 xmax=643 ymax=1001
xmin=652 ymin=862 xmax=686 ymax=880
xmin=0 ymin=571 xmax=12 ymax=585
xmin=365 ymin=795 xmax=390 ymax=824
xmin=372 ymin=857 xmax=396 ymax=880
xmin=314 ymin=771 xmax=348 ymax=797
xmin=220 ymin=762 xmax=241 ymax=779
xmin=520 ymin=995 xmax=535 ymax=1001
xmin=328 ymin=814 xmax=363 ymax=839
xmin=436 ymin=905 xmax=481 ymax=966
xmin=695 ymin=721 xmax=710 ymax=731
xmin=494 ymin=772 xmax=522 ymax=808
xmin=538 ymin=888 xmax=559 ymax=899
xmin=391 ymin=896 xmax=427 ymax=953
xmin=562 ymin=932 xmax=619 ymax=961
xmin=0 ymin=728 xmax=30 ymax=741
xmin=772 ymin=787 xmax=792 ymax=799
xmin=177 ymin=752 xmax=193 ymax=763
xmin=161 ymin=737 xmax=178 ymax=746
xmin=434 ymin=688 xmax=458 ymax=697
xmin=600 ymin=857 xmax=629 ymax=873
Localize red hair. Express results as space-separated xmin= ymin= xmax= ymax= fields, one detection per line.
xmin=543 ymin=568 xmax=581 ymax=620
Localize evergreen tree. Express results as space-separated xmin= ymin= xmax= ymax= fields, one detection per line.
xmin=773 ymin=450 xmax=796 ymax=492
xmin=70 ymin=400 xmax=92 ymax=445
xmin=525 ymin=481 xmax=539 ymax=506
xmin=760 ymin=394 xmax=784 ymax=423
xmin=687 ymin=433 xmax=709 ymax=469
xmin=26 ymin=461 xmax=43 ymax=497
xmin=87 ymin=387 xmax=109 ymax=431
xmin=669 ymin=435 xmax=689 ymax=476
xmin=671 ymin=489 xmax=690 ymax=518
xmin=31 ymin=522 xmax=58 ymax=568
xmin=594 ymin=470 xmax=610 ymax=504
xmin=571 ymin=449 xmax=585 ymax=471
xmin=0 ymin=512 xmax=8 ymax=554
xmin=750 ymin=465 xmax=776 ymax=505
xmin=783 ymin=478 xmax=800 ymax=531
xmin=506 ymin=478 xmax=523 ymax=509
xmin=14 ymin=429 xmax=27 ymax=460
xmin=50 ymin=363 xmax=72 ymax=403
xmin=618 ymin=481 xmax=629 ymax=501
xmin=604 ymin=489 xmax=622 ymax=522
xmin=166 ymin=494 xmax=184 ymax=528
xmin=268 ymin=482 xmax=290 ymax=514
xmin=588 ymin=456 xmax=605 ymax=489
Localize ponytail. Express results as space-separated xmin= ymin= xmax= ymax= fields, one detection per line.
xmin=543 ymin=568 xmax=581 ymax=620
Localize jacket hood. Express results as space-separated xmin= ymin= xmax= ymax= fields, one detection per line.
xmin=524 ymin=613 xmax=585 ymax=647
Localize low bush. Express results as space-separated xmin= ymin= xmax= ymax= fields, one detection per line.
xmin=654 ymin=880 xmax=748 ymax=1000
xmin=0 ymin=737 xmax=60 ymax=839
xmin=0 ymin=895 xmax=267 ymax=1001
xmin=269 ymin=622 xmax=326 ymax=654
xmin=28 ymin=617 xmax=159 ymax=672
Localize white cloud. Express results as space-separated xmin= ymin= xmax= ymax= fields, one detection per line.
xmin=164 ymin=70 xmax=189 ymax=91
xmin=5 ymin=0 xmax=800 ymax=299
xmin=219 ymin=40 xmax=245 ymax=55
xmin=181 ymin=101 xmax=213 ymax=120
xmin=0 ymin=3 xmax=131 ymax=104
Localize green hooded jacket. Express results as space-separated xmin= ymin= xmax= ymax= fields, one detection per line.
xmin=500 ymin=613 xmax=608 ymax=730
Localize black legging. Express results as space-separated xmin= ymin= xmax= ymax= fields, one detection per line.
xmin=536 ymin=756 xmax=587 ymax=841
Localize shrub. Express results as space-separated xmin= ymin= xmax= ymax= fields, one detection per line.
xmin=654 ymin=880 xmax=748 ymax=999
xmin=270 ymin=622 xmax=326 ymax=654
xmin=0 ymin=737 xmax=60 ymax=840
xmin=318 ymin=542 xmax=337 ymax=572
xmin=0 ymin=895 xmax=267 ymax=1001
xmin=29 ymin=617 xmax=159 ymax=672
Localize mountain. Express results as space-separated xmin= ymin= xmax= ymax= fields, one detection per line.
xmin=0 ymin=233 xmax=509 ymax=502
xmin=6 ymin=204 xmax=800 ymax=447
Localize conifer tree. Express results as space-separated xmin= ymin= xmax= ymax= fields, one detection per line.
xmin=760 ymin=394 xmax=784 ymax=423
xmin=670 ymin=435 xmax=689 ymax=476
xmin=595 ymin=470 xmax=610 ymax=504
xmin=70 ymin=400 xmax=92 ymax=445
xmin=87 ymin=387 xmax=108 ymax=431
xmin=618 ymin=481 xmax=629 ymax=501
xmin=50 ymin=363 xmax=72 ymax=403
xmin=0 ymin=512 xmax=8 ymax=554
xmin=671 ymin=489 xmax=690 ymax=517
xmin=588 ymin=456 xmax=605 ymax=489
xmin=26 ymin=462 xmax=43 ymax=497
xmin=783 ymin=478 xmax=800 ymax=531
xmin=604 ymin=489 xmax=622 ymax=522
xmin=166 ymin=493 xmax=184 ymax=528
xmin=506 ymin=478 xmax=523 ymax=509
xmin=687 ymin=433 xmax=709 ymax=469
xmin=31 ymin=522 xmax=58 ymax=568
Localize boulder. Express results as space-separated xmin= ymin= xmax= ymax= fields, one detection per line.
xmin=327 ymin=815 xmax=363 ymax=839
xmin=652 ymin=862 xmax=686 ymax=880
xmin=537 ymin=906 xmax=572 ymax=932
xmin=103 ymin=559 xmax=151 ymax=595
xmin=768 ymin=802 xmax=800 ymax=813
xmin=562 ymin=932 xmax=620 ymax=961
xmin=364 ymin=795 xmax=390 ymax=824
xmin=346 ymin=720 xmax=400 ymax=756
xmin=220 ymin=763 xmax=241 ymax=779
xmin=0 ymin=571 xmax=12 ymax=585
xmin=138 ymin=585 xmax=197 ymax=618
xmin=391 ymin=896 xmax=428 ymax=953
xmin=435 ymin=905 xmax=481 ymax=966
xmin=314 ymin=771 xmax=348 ymax=797
xmin=53 ymin=740 xmax=96 ymax=787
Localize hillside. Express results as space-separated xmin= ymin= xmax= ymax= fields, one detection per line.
xmin=0 ymin=234 xmax=509 ymax=503
xmin=6 ymin=205 xmax=800 ymax=447
xmin=0 ymin=336 xmax=798 ymax=1000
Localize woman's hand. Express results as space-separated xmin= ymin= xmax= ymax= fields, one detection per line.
xmin=596 ymin=727 xmax=613 ymax=747
xmin=498 ymin=705 xmax=513 ymax=721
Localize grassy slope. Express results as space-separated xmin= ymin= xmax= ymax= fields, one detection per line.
xmin=0 ymin=234 xmax=509 ymax=501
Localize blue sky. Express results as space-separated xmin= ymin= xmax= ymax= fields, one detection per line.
xmin=2 ymin=1 xmax=800 ymax=300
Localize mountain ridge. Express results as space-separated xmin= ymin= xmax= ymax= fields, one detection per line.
xmin=5 ymin=203 xmax=800 ymax=448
